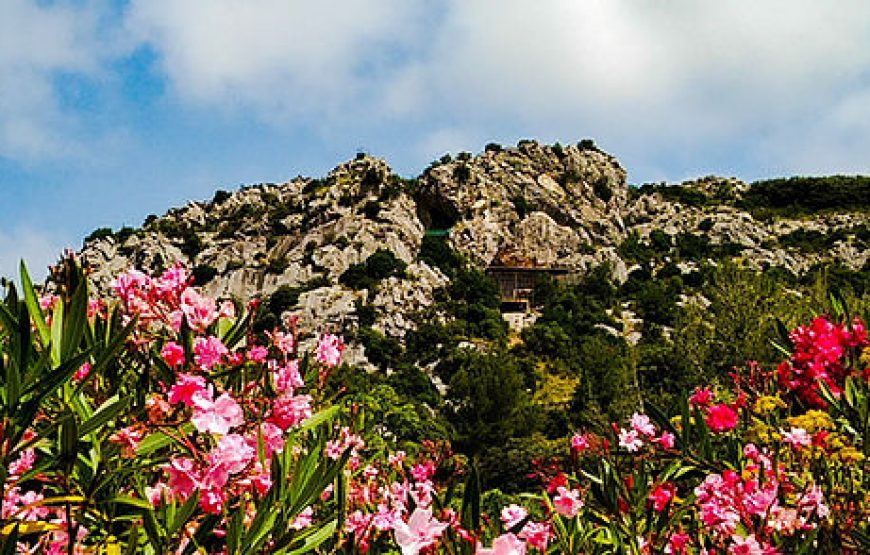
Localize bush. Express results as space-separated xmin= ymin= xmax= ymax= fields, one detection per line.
xmin=592 ymin=176 xmax=613 ymax=203
xmin=452 ymin=163 xmax=471 ymax=184
xmin=741 ymin=175 xmax=870 ymax=216
xmin=191 ymin=264 xmax=218 ymax=285
xmin=84 ymin=227 xmax=113 ymax=244
xmin=211 ymin=189 xmax=232 ymax=204
xmin=419 ymin=235 xmax=463 ymax=277
xmin=339 ymin=249 xmax=407 ymax=291
xmin=265 ymin=254 xmax=289 ymax=274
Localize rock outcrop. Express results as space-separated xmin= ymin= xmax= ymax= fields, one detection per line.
xmin=80 ymin=140 xmax=870 ymax=369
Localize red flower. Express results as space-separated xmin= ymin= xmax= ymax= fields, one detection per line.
xmin=648 ymin=483 xmax=675 ymax=512
xmin=705 ymin=404 xmax=739 ymax=433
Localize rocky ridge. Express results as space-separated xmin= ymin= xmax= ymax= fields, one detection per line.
xmin=80 ymin=141 xmax=870 ymax=367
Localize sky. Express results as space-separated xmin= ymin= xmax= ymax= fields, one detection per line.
xmin=1 ymin=0 xmax=870 ymax=280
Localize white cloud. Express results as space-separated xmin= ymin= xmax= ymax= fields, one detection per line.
xmin=0 ymin=0 xmax=110 ymax=161
xmin=126 ymin=0 xmax=870 ymax=176
xmin=125 ymin=0 xmax=429 ymax=122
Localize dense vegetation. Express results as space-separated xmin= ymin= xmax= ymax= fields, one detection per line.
xmin=1 ymin=252 xmax=868 ymax=553
xmin=633 ymin=175 xmax=870 ymax=217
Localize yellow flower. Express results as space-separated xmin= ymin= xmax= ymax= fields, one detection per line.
xmin=754 ymin=395 xmax=786 ymax=415
xmin=834 ymin=446 xmax=865 ymax=464
xmin=786 ymin=410 xmax=833 ymax=433
xmin=747 ymin=418 xmax=774 ymax=443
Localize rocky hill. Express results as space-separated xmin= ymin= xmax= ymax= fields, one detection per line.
xmin=80 ymin=140 xmax=870 ymax=367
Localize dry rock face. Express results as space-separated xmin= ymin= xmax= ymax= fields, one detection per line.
xmin=81 ymin=141 xmax=870 ymax=369
xmin=418 ymin=141 xmax=627 ymax=270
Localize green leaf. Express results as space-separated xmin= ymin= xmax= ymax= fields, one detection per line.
xmin=137 ymin=423 xmax=194 ymax=456
xmin=297 ymin=405 xmax=341 ymax=434
xmin=460 ymin=462 xmax=481 ymax=531
xmin=50 ymin=299 xmax=63 ymax=366
xmin=169 ymin=493 xmax=200 ymax=537
xmin=284 ymin=520 xmax=337 ymax=555
xmin=19 ymin=261 xmax=49 ymax=347
xmin=80 ymin=396 xmax=129 ymax=437
xmin=59 ymin=415 xmax=79 ymax=464
xmin=61 ymin=278 xmax=88 ymax=359
xmin=110 ymin=495 xmax=153 ymax=511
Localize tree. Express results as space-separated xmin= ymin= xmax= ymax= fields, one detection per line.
xmin=444 ymin=348 xmax=532 ymax=454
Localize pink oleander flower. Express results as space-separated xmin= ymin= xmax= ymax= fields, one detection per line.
xmin=411 ymin=461 xmax=435 ymax=482
xmin=166 ymin=457 xmax=200 ymax=500
xmin=72 ymin=362 xmax=91 ymax=382
xmin=477 ymin=533 xmax=526 ymax=555
xmin=193 ymin=336 xmax=228 ymax=371
xmin=770 ymin=507 xmax=804 ymax=534
xmin=251 ymin=422 xmax=285 ymax=458
xmin=180 ymin=288 xmax=218 ymax=332
xmin=270 ymin=330 xmax=295 ymax=355
xmin=218 ymin=299 xmax=235 ymax=319
xmin=728 ymin=534 xmax=764 ymax=555
xmin=110 ymin=426 xmax=145 ymax=458
xmin=39 ymin=294 xmax=59 ymax=311
xmin=571 ymin=432 xmax=591 ymax=453
xmin=268 ymin=394 xmax=312 ymax=431
xmin=389 ymin=451 xmax=407 ymax=467
xmin=519 ymin=521 xmax=549 ymax=551
xmin=655 ymin=431 xmax=676 ymax=449
xmin=705 ymin=403 xmax=739 ymax=433
xmin=666 ymin=531 xmax=691 ymax=554
xmin=798 ymin=484 xmax=829 ymax=518
xmin=552 ymin=486 xmax=584 ymax=518
xmin=291 ymin=506 xmax=314 ymax=530
xmin=689 ymin=386 xmax=715 ymax=407
xmin=648 ymin=483 xmax=676 ymax=512
xmin=209 ymin=433 xmax=255 ymax=475
xmin=145 ymin=482 xmax=171 ymax=507
xmin=87 ymin=298 xmax=105 ymax=319
xmin=316 ymin=333 xmax=344 ymax=367
xmin=161 ymin=341 xmax=186 ymax=367
xmin=500 ymin=504 xmax=528 ymax=529
xmin=247 ymin=345 xmax=269 ymax=363
xmin=372 ymin=504 xmax=402 ymax=531
xmin=249 ymin=461 xmax=273 ymax=496
xmin=630 ymin=412 xmax=656 ymax=437
xmin=410 ymin=480 xmax=435 ymax=509
xmin=200 ymin=485 xmax=227 ymax=514
xmin=271 ymin=359 xmax=304 ymax=393
xmin=780 ymin=426 xmax=811 ymax=449
xmin=618 ymin=428 xmax=643 ymax=452
xmin=156 ymin=263 xmax=190 ymax=298
xmin=15 ymin=490 xmax=50 ymax=522
xmin=8 ymin=449 xmax=35 ymax=478
xmin=192 ymin=391 xmax=244 ymax=435
xmin=111 ymin=268 xmax=151 ymax=304
xmin=393 ymin=508 xmax=448 ymax=555
xmin=168 ymin=373 xmax=208 ymax=406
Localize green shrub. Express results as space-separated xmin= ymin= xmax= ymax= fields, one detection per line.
xmin=84 ymin=227 xmax=113 ymax=244
xmin=419 ymin=236 xmax=463 ymax=277
xmin=265 ymin=255 xmax=289 ymax=275
xmin=592 ymin=176 xmax=613 ymax=203
xmin=191 ymin=264 xmax=218 ymax=286
xmin=212 ymin=189 xmax=232 ymax=204
xmin=339 ymin=249 xmax=407 ymax=291
xmin=741 ymin=175 xmax=870 ymax=216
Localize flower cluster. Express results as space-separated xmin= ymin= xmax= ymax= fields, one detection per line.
xmin=3 ymin=257 xmax=868 ymax=554
xmin=777 ymin=315 xmax=867 ymax=407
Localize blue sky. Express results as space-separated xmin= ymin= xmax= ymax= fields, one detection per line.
xmin=2 ymin=0 xmax=870 ymax=280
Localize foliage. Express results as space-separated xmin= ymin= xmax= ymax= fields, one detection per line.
xmin=0 ymin=256 xmax=351 ymax=553
xmin=741 ymin=175 xmax=870 ymax=216
xmin=339 ymin=249 xmax=407 ymax=292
